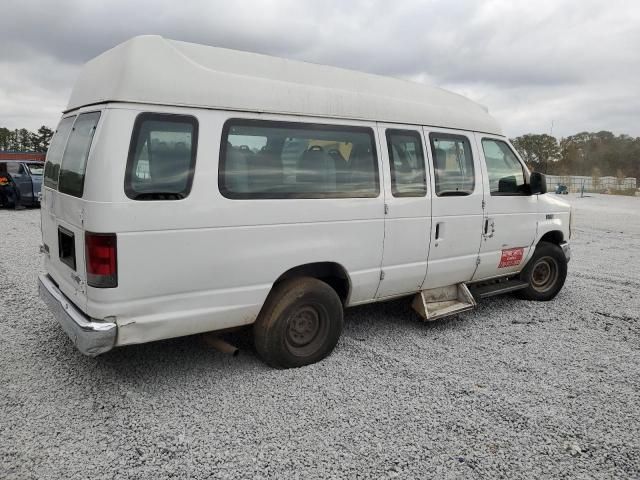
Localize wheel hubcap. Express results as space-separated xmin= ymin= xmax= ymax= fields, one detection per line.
xmin=287 ymin=306 xmax=320 ymax=347
xmin=285 ymin=303 xmax=330 ymax=357
xmin=531 ymin=256 xmax=559 ymax=293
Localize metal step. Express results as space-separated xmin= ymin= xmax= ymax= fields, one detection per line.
xmin=469 ymin=279 xmax=529 ymax=299
xmin=412 ymin=283 xmax=477 ymax=321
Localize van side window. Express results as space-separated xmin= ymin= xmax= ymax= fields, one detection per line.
xmin=481 ymin=139 xmax=527 ymax=195
xmin=125 ymin=113 xmax=198 ymax=200
xmin=44 ymin=116 xmax=76 ymax=190
xmin=429 ymin=134 xmax=475 ymax=196
xmin=6 ymin=162 xmax=21 ymax=175
xmin=219 ymin=119 xmax=379 ymax=199
xmin=386 ymin=130 xmax=427 ymax=197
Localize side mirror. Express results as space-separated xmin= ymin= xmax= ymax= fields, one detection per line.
xmin=529 ymin=172 xmax=547 ymax=195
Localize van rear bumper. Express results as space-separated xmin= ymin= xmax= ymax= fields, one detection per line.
xmin=38 ymin=274 xmax=116 ymax=356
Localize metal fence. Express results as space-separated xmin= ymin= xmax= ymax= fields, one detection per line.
xmin=546 ymin=175 xmax=637 ymax=192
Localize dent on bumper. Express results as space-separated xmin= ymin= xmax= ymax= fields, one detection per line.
xmin=560 ymin=241 xmax=571 ymax=262
xmin=38 ymin=274 xmax=116 ymax=356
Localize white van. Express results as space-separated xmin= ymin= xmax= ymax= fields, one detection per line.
xmin=39 ymin=36 xmax=571 ymax=368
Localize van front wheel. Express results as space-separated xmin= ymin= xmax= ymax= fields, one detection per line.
xmin=254 ymin=277 xmax=344 ymax=368
xmin=516 ymin=241 xmax=567 ymax=301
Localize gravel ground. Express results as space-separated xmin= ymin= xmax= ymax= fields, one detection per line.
xmin=1 ymin=194 xmax=639 ymax=479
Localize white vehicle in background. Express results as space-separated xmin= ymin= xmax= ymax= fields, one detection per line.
xmin=38 ymin=36 xmax=571 ymax=368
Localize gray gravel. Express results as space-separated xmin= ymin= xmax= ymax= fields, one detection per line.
xmin=1 ymin=194 xmax=639 ymax=479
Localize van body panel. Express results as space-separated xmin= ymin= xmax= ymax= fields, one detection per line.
xmin=39 ymin=39 xmax=571 ymax=356
xmin=53 ymin=106 xmax=384 ymax=338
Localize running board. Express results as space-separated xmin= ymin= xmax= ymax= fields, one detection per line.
xmin=469 ymin=279 xmax=529 ymax=299
xmin=412 ymin=284 xmax=476 ymax=321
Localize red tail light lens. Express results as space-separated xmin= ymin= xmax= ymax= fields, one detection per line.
xmin=85 ymin=233 xmax=117 ymax=288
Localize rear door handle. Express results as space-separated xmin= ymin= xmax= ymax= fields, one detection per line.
xmin=435 ymin=222 xmax=441 ymax=239
xmin=484 ymin=218 xmax=495 ymax=238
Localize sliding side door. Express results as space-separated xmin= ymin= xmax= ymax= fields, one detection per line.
xmin=422 ymin=128 xmax=485 ymax=289
xmin=375 ymin=124 xmax=431 ymax=298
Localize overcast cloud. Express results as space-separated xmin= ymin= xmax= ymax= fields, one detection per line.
xmin=1 ymin=0 xmax=639 ymax=138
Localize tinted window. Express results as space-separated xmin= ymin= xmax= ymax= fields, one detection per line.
xmin=220 ymin=119 xmax=379 ymax=199
xmin=125 ymin=113 xmax=198 ymax=200
xmin=429 ymin=134 xmax=475 ymax=196
xmin=386 ymin=130 xmax=427 ymax=197
xmin=44 ymin=116 xmax=75 ymax=189
xmin=6 ymin=162 xmax=21 ymax=175
xmin=482 ymin=139 xmax=527 ymax=195
xmin=58 ymin=112 xmax=101 ymax=197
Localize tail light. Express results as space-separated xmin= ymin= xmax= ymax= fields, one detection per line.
xmin=85 ymin=232 xmax=117 ymax=288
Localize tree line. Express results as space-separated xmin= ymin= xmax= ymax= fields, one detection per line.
xmin=0 ymin=126 xmax=54 ymax=153
xmin=511 ymin=131 xmax=640 ymax=180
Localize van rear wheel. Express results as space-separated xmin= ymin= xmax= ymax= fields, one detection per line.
xmin=516 ymin=241 xmax=567 ymax=301
xmin=254 ymin=277 xmax=343 ymax=368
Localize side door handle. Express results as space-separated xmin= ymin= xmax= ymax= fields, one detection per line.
xmin=434 ymin=222 xmax=444 ymax=247
xmin=484 ymin=218 xmax=495 ymax=238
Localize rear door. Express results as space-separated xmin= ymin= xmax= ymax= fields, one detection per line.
xmin=422 ymin=128 xmax=484 ymax=289
xmin=375 ymin=124 xmax=430 ymax=298
xmin=41 ymin=111 xmax=102 ymax=308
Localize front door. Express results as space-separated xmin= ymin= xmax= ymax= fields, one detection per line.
xmin=422 ymin=128 xmax=484 ymax=289
xmin=473 ymin=134 xmax=538 ymax=280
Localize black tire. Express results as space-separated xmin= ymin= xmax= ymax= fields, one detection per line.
xmin=516 ymin=241 xmax=567 ymax=301
xmin=254 ymin=277 xmax=344 ymax=368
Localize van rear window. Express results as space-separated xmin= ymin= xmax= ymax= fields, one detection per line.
xmin=125 ymin=113 xmax=198 ymax=200
xmin=58 ymin=112 xmax=101 ymax=197
xmin=219 ymin=119 xmax=379 ymax=199
xmin=44 ymin=116 xmax=75 ymax=189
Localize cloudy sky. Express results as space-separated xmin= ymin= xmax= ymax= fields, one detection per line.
xmin=1 ymin=0 xmax=639 ymax=138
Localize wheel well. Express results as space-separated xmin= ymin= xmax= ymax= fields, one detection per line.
xmin=539 ymin=230 xmax=564 ymax=246
xmin=275 ymin=262 xmax=351 ymax=305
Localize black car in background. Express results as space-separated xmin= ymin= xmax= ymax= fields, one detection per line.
xmin=0 ymin=160 xmax=44 ymax=208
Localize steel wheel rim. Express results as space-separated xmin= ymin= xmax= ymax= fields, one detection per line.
xmin=531 ymin=256 xmax=559 ymax=293
xmin=285 ymin=304 xmax=329 ymax=357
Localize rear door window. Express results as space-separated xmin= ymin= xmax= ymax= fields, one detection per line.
xmin=386 ymin=129 xmax=427 ymax=197
xmin=125 ymin=113 xmax=198 ymax=200
xmin=429 ymin=133 xmax=475 ymax=196
xmin=44 ymin=116 xmax=75 ymax=189
xmin=58 ymin=112 xmax=101 ymax=197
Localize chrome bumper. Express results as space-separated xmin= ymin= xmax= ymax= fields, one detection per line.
xmin=38 ymin=274 xmax=116 ymax=356
xmin=560 ymin=241 xmax=571 ymax=262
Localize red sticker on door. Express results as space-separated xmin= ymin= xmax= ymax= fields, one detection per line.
xmin=498 ymin=247 xmax=524 ymax=268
